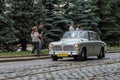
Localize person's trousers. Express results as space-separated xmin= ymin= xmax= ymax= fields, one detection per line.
xmin=32 ymin=42 xmax=41 ymax=55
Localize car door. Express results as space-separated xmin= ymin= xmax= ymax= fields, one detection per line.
xmin=87 ymin=32 xmax=95 ymax=56
xmin=92 ymin=33 xmax=102 ymax=55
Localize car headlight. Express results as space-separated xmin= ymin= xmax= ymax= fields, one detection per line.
xmin=74 ymin=43 xmax=79 ymax=48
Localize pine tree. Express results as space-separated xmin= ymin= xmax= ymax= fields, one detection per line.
xmin=94 ymin=0 xmax=120 ymax=45
xmin=41 ymin=0 xmax=69 ymax=48
xmin=109 ymin=0 xmax=120 ymax=45
xmin=0 ymin=0 xmax=16 ymax=47
xmin=10 ymin=0 xmax=36 ymax=51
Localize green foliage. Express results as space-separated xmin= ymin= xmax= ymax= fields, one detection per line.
xmin=0 ymin=0 xmax=17 ymax=46
xmin=0 ymin=49 xmax=49 ymax=57
xmin=8 ymin=0 xmax=34 ymax=51
xmin=107 ymin=46 xmax=120 ymax=51
xmin=10 ymin=0 xmax=34 ymax=37
xmin=0 ymin=51 xmax=32 ymax=57
xmin=42 ymin=0 xmax=69 ymax=48
xmin=1 ymin=0 xmax=120 ymax=48
xmin=94 ymin=0 xmax=120 ymax=45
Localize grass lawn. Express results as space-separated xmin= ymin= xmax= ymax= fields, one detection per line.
xmin=107 ymin=46 xmax=120 ymax=51
xmin=0 ymin=49 xmax=49 ymax=57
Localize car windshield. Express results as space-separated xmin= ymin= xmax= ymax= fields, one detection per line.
xmin=62 ymin=31 xmax=88 ymax=39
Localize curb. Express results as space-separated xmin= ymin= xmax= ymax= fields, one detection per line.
xmin=0 ymin=54 xmax=48 ymax=58
xmin=0 ymin=56 xmax=50 ymax=62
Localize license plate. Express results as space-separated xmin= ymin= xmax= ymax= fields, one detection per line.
xmin=57 ymin=53 xmax=68 ymax=57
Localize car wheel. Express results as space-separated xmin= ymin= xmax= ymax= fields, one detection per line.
xmin=97 ymin=48 xmax=104 ymax=59
xmin=102 ymin=50 xmax=105 ymax=58
xmin=51 ymin=55 xmax=58 ymax=61
xmin=77 ymin=48 xmax=87 ymax=61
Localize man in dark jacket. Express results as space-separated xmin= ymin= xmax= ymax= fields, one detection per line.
xmin=38 ymin=22 xmax=44 ymax=54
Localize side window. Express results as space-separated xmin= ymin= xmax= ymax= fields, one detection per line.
xmin=88 ymin=32 xmax=100 ymax=40
xmin=88 ymin=32 xmax=94 ymax=40
xmin=93 ymin=33 xmax=100 ymax=40
xmin=83 ymin=32 xmax=88 ymax=39
xmin=77 ymin=32 xmax=88 ymax=39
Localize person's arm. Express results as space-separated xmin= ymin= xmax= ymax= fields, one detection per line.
xmin=39 ymin=33 xmax=43 ymax=41
xmin=31 ymin=32 xmax=34 ymax=37
xmin=69 ymin=26 xmax=72 ymax=30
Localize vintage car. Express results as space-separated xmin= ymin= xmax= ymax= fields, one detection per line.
xmin=49 ymin=30 xmax=106 ymax=61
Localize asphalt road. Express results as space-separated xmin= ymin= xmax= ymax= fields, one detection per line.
xmin=0 ymin=53 xmax=120 ymax=80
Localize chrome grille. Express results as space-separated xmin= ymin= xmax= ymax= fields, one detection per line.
xmin=63 ymin=45 xmax=75 ymax=51
xmin=53 ymin=45 xmax=62 ymax=51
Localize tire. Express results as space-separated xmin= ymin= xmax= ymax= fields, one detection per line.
xmin=102 ymin=50 xmax=105 ymax=58
xmin=76 ymin=48 xmax=87 ymax=61
xmin=97 ymin=48 xmax=105 ymax=59
xmin=51 ymin=55 xmax=58 ymax=61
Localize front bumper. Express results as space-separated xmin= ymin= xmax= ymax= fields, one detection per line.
xmin=49 ymin=51 xmax=79 ymax=57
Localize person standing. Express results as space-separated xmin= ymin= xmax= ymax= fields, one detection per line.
xmin=76 ymin=24 xmax=83 ymax=31
xmin=69 ymin=21 xmax=75 ymax=31
xmin=31 ymin=26 xmax=41 ymax=56
xmin=38 ymin=22 xmax=43 ymax=40
xmin=38 ymin=22 xmax=44 ymax=52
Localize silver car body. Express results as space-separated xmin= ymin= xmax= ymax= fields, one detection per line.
xmin=49 ymin=30 xmax=106 ymax=60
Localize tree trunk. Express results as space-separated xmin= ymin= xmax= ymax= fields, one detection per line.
xmin=20 ymin=38 xmax=27 ymax=51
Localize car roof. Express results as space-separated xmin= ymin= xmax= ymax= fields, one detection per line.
xmin=67 ymin=30 xmax=96 ymax=33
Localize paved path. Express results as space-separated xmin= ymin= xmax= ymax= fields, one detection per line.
xmin=0 ymin=53 xmax=120 ymax=80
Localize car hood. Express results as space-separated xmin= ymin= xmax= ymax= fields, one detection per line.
xmin=51 ymin=38 xmax=88 ymax=45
